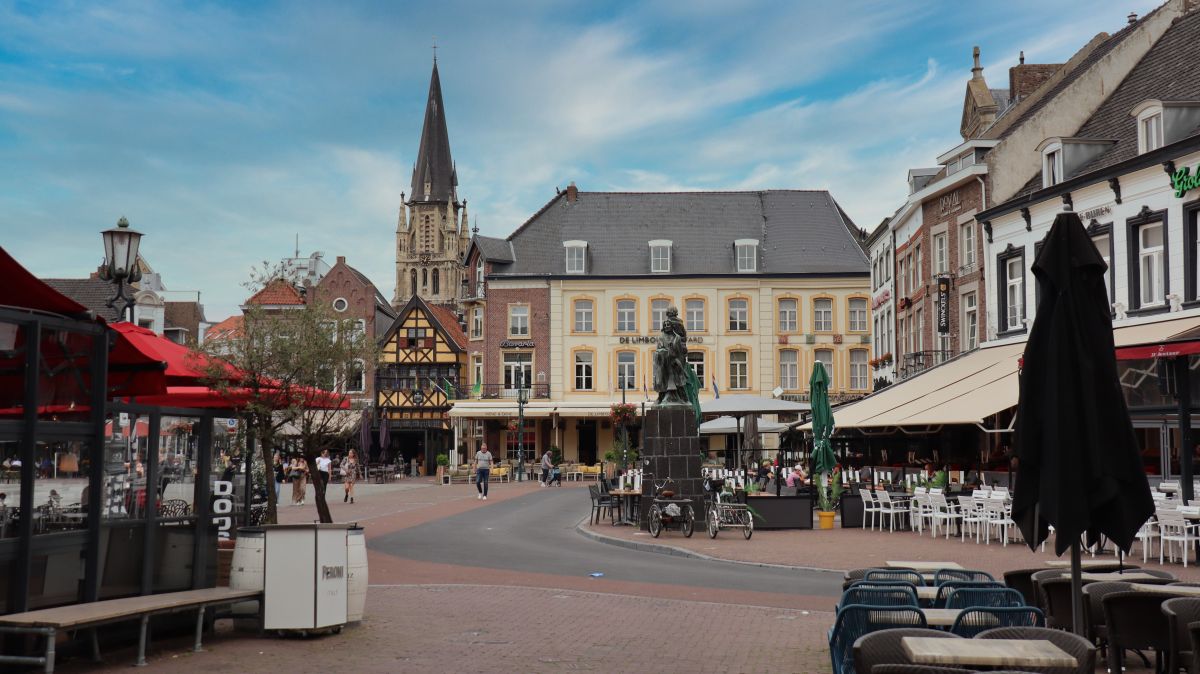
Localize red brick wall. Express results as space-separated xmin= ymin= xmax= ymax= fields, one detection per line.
xmin=482 ymin=286 xmax=550 ymax=390
xmin=312 ymin=260 xmax=383 ymax=401
xmin=1008 ymin=63 xmax=1061 ymax=102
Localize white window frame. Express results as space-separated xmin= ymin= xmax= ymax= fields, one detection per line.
xmin=814 ymin=298 xmax=833 ymax=332
xmin=686 ymin=350 xmax=705 ymax=381
xmin=649 ymin=240 xmax=672 ymax=273
xmin=850 ymin=350 xmax=868 ymax=390
xmin=472 ymin=354 xmax=483 ymax=390
xmin=728 ymin=298 xmax=749 ymax=331
xmin=778 ymin=298 xmax=798 ymax=332
xmin=616 ymin=299 xmax=637 ymax=332
xmin=814 ymin=349 xmax=833 ymax=382
xmin=960 ymin=222 xmax=976 ymax=268
xmin=933 ymin=232 xmax=948 ymax=274
xmin=1005 ymin=257 xmax=1024 ymax=331
xmin=574 ymin=351 xmax=594 ymax=391
xmin=734 ymin=238 xmax=758 ymax=273
xmin=471 ymin=307 xmax=483 ymax=339
xmin=651 ymin=299 xmax=670 ymax=331
xmin=574 ymin=299 xmax=594 ymax=333
xmin=779 ymin=349 xmax=798 ymax=390
xmin=728 ymin=350 xmax=749 ymax=390
xmin=345 ymin=359 xmax=366 ymax=394
xmin=1042 ymin=141 xmax=1063 ymax=187
xmin=616 ymin=351 xmax=637 ymax=390
xmin=1091 ymin=233 xmax=1112 ymax=301
xmin=563 ymin=240 xmax=587 ymax=274
xmin=1139 ymin=221 xmax=1165 ymax=307
xmin=503 ymin=352 xmax=533 ymax=392
xmin=685 ymin=299 xmax=705 ymax=332
xmin=849 ymin=298 xmax=867 ymax=332
xmin=962 ymin=291 xmax=978 ymax=351
xmin=1133 ymin=101 xmax=1166 ymax=154
xmin=509 ymin=305 xmax=529 ymax=337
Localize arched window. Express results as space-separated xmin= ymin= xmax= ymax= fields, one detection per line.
xmin=432 ymin=268 xmax=440 ymax=294
xmin=410 ymin=269 xmax=417 ymax=296
xmin=422 ymin=268 xmax=428 ymax=288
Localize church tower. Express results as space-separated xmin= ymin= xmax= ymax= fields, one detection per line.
xmin=394 ymin=59 xmax=471 ymax=308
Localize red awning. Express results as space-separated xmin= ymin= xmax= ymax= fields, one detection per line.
xmin=1115 ymin=340 xmax=1200 ymax=361
xmin=126 ymin=385 xmax=348 ymax=411
xmin=0 ymin=246 xmax=90 ymax=317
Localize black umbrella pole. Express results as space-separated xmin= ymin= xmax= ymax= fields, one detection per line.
xmin=1177 ymin=357 xmax=1194 ymax=505
xmin=1070 ymin=542 xmax=1085 ymax=636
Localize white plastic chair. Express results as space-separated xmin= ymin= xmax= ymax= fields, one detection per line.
xmin=927 ymin=493 xmax=962 ymax=539
xmin=860 ymin=489 xmax=879 ymax=530
xmin=875 ymin=490 xmax=908 ymax=532
xmin=982 ymin=497 xmax=1015 ymax=546
xmin=959 ymin=496 xmax=987 ymax=543
xmin=1159 ymin=507 xmax=1199 ymax=567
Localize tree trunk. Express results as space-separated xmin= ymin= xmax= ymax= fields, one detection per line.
xmin=260 ymin=431 xmax=278 ymax=525
xmin=304 ymin=447 xmax=333 ymax=524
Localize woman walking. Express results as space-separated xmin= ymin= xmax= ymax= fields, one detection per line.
xmin=288 ymin=455 xmax=308 ymax=506
xmin=342 ymin=450 xmax=358 ymax=504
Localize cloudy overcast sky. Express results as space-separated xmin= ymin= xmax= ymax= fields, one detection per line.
xmin=0 ymin=0 xmax=1161 ymax=321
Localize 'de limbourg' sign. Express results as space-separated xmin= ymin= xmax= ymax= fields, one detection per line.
xmin=1171 ymin=165 xmax=1200 ymax=198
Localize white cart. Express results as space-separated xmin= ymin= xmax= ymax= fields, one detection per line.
xmin=261 ymin=524 xmax=350 ymax=634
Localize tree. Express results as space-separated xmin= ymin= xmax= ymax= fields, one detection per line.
xmin=202 ymin=264 xmax=378 ymax=524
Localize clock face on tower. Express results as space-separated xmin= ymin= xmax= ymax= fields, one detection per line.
xmin=419 ymin=252 xmax=432 ymax=265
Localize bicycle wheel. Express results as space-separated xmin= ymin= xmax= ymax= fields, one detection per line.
xmin=682 ymin=505 xmax=695 ymax=538
xmin=707 ymin=507 xmax=720 ymax=538
xmin=741 ymin=509 xmax=754 ymax=540
xmin=648 ymin=505 xmax=663 ymax=538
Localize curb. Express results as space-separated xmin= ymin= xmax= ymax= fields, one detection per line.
xmin=574 ymin=516 xmax=844 ymax=575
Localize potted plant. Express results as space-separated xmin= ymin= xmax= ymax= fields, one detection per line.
xmin=815 ymin=470 xmax=843 ymax=530
xmin=435 ymin=453 xmax=449 ymax=483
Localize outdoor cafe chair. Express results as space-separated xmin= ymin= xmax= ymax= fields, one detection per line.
xmin=943 ymin=587 xmax=1025 ymax=610
xmin=908 ymin=491 xmax=931 ymax=535
xmin=848 ymin=581 xmax=922 ymax=601
xmin=1134 ymin=514 xmax=1161 ymax=563
xmin=865 ymin=569 xmax=925 ymax=586
xmin=956 ymin=496 xmax=986 ymax=543
xmin=1035 ymin=577 xmax=1084 ymax=632
xmin=1081 ymin=581 xmax=1134 ymax=653
xmin=838 ymin=586 xmax=919 ymax=612
xmin=587 ymin=485 xmax=617 ymax=525
xmin=1189 ymin=620 xmax=1200 ymax=674
xmin=932 ymin=581 xmax=1005 ymax=608
xmin=977 ymin=626 xmax=1096 ymax=674
xmin=843 ymin=568 xmax=873 ymax=591
xmin=861 ymin=489 xmax=880 ymax=530
xmin=1159 ymin=508 xmax=1200 ymax=567
xmin=1103 ymin=590 xmax=1172 ymax=674
xmin=980 ymin=498 xmax=1016 ymax=546
xmin=926 ymin=493 xmax=961 ymax=539
xmin=948 ymin=606 xmax=1044 ymax=638
xmin=1162 ymin=597 xmax=1200 ymax=674
xmin=933 ymin=569 xmax=995 ymax=585
xmin=828 ymin=605 xmax=926 ymax=674
xmin=1002 ymin=568 xmax=1042 ymax=608
xmin=851 ymin=627 xmax=960 ymax=674
xmin=875 ymin=490 xmax=909 ymax=532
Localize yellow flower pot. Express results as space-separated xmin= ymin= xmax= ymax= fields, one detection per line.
xmin=817 ymin=511 xmax=836 ymax=530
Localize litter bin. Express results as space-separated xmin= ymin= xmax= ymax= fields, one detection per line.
xmin=259 ymin=524 xmax=350 ymax=632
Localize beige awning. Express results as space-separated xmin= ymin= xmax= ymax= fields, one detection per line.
xmin=809 ymin=315 xmax=1200 ymax=432
xmin=448 ymin=400 xmax=643 ymax=420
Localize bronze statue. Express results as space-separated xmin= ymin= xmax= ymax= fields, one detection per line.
xmin=653 ymin=307 xmax=701 ymax=419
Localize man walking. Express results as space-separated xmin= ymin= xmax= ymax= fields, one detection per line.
xmin=540 ymin=449 xmax=553 ymax=487
xmin=475 ymin=443 xmax=492 ymax=500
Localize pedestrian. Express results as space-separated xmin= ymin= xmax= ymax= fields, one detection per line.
xmin=342 ymin=449 xmax=358 ymax=504
xmin=316 ymin=449 xmax=332 ymax=490
xmin=289 ymin=455 xmax=308 ymax=506
xmin=540 ymin=449 xmax=553 ymax=486
xmin=475 ymin=443 xmax=492 ymax=500
xmin=272 ymin=453 xmax=285 ymax=506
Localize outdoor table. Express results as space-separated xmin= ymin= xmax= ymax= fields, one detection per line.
xmin=608 ymin=489 xmax=641 ymax=526
xmin=1044 ymin=558 xmax=1126 ymax=568
xmin=920 ymin=608 xmax=962 ymax=627
xmin=1129 ymin=583 xmax=1200 ymax=595
xmin=901 ymin=636 xmax=1077 ymax=669
xmin=1068 ymin=571 xmax=1164 ymax=582
xmin=916 ymin=586 xmax=939 ymax=601
xmin=886 ymin=561 xmax=964 ymax=571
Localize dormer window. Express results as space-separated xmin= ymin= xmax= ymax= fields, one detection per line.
xmin=1042 ymin=142 xmax=1063 ymax=187
xmin=734 ymin=239 xmax=759 ymax=273
xmin=1133 ymin=101 xmax=1166 ymax=154
xmin=649 ymin=240 xmax=672 ymax=273
xmin=563 ymin=240 xmax=587 ymax=274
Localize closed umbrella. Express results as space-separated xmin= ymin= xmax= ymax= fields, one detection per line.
xmin=809 ymin=362 xmax=836 ymax=476
xmin=358 ymin=409 xmax=371 ymax=460
xmin=1013 ymin=211 xmax=1154 ymax=635
xmin=378 ymin=419 xmax=391 ymax=465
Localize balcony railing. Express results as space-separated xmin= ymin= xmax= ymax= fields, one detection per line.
xmin=475 ymin=384 xmax=551 ymax=399
xmin=899 ymin=350 xmax=955 ymax=380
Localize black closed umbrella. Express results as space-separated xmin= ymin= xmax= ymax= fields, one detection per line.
xmin=1013 ymin=211 xmax=1154 ymax=634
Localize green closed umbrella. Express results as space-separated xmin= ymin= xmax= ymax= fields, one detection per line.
xmin=809 ymin=362 xmax=836 ymax=476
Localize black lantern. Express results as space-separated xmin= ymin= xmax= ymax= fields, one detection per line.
xmin=98 ymin=217 xmax=144 ymax=321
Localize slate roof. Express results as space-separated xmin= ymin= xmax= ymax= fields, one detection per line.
xmin=471 ymin=235 xmax=514 ymax=263
xmin=345 ymin=263 xmax=395 ymax=316
xmin=491 ymin=190 xmax=868 ymax=277
xmin=245 ymin=278 xmax=304 ymax=306
xmin=409 ymin=62 xmax=457 ymax=203
xmin=42 ymin=277 xmax=121 ymax=321
xmin=1013 ymin=8 xmax=1200 ymax=197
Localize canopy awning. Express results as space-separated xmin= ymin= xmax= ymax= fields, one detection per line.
xmin=811 ymin=315 xmax=1200 ymax=432
xmin=699 ymin=415 xmax=788 ymax=435
xmin=0 ymin=246 xmax=90 ymax=318
xmin=126 ymin=385 xmax=348 ymax=411
xmin=448 ymin=401 xmax=640 ymax=419
xmin=700 ymin=396 xmax=810 ymax=416
xmin=1115 ymin=319 xmax=1200 ymax=360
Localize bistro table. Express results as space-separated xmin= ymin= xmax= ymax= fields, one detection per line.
xmin=608 ymin=489 xmax=641 ymax=526
xmin=916 ymin=586 xmax=939 ymax=601
xmin=1129 ymin=583 xmax=1200 ymax=595
xmin=886 ymin=561 xmax=964 ymax=571
xmin=901 ymin=636 xmax=1077 ymax=669
xmin=1066 ymin=571 xmax=1164 ymax=582
xmin=1044 ymin=558 xmax=1128 ymax=568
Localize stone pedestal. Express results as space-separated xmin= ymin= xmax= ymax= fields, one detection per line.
xmin=639 ymin=405 xmax=704 ymax=526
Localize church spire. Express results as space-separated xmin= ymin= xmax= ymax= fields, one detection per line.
xmin=410 ymin=60 xmax=457 ymax=204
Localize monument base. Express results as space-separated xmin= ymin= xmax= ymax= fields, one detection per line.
xmin=639 ymin=405 xmax=705 ymax=527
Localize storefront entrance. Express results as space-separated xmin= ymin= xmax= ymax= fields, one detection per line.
xmin=577 ymin=421 xmax=597 ymax=465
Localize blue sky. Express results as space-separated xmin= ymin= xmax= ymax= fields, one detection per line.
xmin=0 ymin=0 xmax=1162 ymax=321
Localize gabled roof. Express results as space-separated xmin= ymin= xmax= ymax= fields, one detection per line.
xmin=379 ymin=294 xmax=467 ymax=352
xmin=205 ymin=315 xmax=243 ymax=341
xmin=244 ymin=278 xmax=304 ymax=306
xmin=42 ymin=277 xmax=121 ymax=321
xmin=490 ymin=190 xmax=868 ymax=277
xmin=344 ymin=263 xmax=395 ymax=317
xmin=409 ymin=61 xmax=457 ymax=204
xmin=464 ymin=235 xmax=514 ymax=264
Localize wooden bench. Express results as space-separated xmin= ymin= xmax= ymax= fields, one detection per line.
xmin=0 ymin=587 xmax=262 ymax=673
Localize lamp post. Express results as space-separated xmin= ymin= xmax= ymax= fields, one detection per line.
xmin=516 ymin=375 xmax=529 ymax=482
xmin=98 ymin=217 xmax=144 ymax=322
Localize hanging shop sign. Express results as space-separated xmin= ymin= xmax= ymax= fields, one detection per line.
xmin=500 ymin=340 xmax=536 ymax=348
xmin=1171 ymin=165 xmax=1200 ymax=198
xmin=936 ymin=276 xmax=951 ymax=333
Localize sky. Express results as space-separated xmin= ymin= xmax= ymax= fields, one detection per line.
xmin=0 ymin=0 xmax=1164 ymax=321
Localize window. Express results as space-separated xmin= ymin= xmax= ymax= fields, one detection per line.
xmin=898 ymin=256 xmax=907 ymax=296
xmin=1142 ymin=113 xmax=1163 ymax=153
xmin=410 ymin=269 xmax=417 ymax=296
xmin=685 ymin=299 xmax=705 ymax=332
xmin=849 ymin=298 xmax=867 ymax=332
xmin=404 ymin=328 xmax=428 ymax=350
xmin=573 ymin=299 xmax=594 ymax=333
xmin=1139 ymin=221 xmax=1165 ymax=307
xmin=503 ymin=352 xmax=532 ymax=391
xmin=472 ymin=355 xmax=483 ymax=391
xmin=814 ymin=298 xmax=833 ymax=332
xmin=471 ymin=307 xmax=483 ymax=338
xmin=616 ymin=351 xmax=637 ymax=390
xmin=432 ymin=268 xmax=440 ymax=295
xmin=651 ymin=299 xmax=670 ymax=331
xmin=778 ymin=298 xmax=798 ymax=332
xmin=728 ymin=298 xmax=748 ymax=331
xmin=333 ymin=297 xmax=348 ymax=312
xmin=475 ymin=257 xmax=485 ymax=295
xmin=616 ymin=299 xmax=637 ymax=332
xmin=735 ymin=239 xmax=758 ymax=272
xmin=506 ymin=420 xmax=535 ymax=462
xmin=686 ymin=351 xmax=705 ymax=382
xmin=850 ymin=350 xmax=868 ymax=390
xmin=729 ymin=350 xmax=748 ymax=390
xmin=960 ymin=222 xmax=976 ymax=268
xmin=1044 ymin=147 xmax=1062 ymax=187
xmin=509 ymin=305 xmax=529 ymax=337
xmin=913 ymin=244 xmax=922 ymax=290
xmin=1091 ymin=231 xmax=1112 ymax=302
xmin=346 ymin=359 xmax=365 ymax=393
xmin=1000 ymin=253 xmax=1025 ymax=332
xmin=649 ymin=240 xmax=672 ymax=273
xmin=962 ymin=291 xmax=978 ymax=351
xmin=933 ymin=233 xmax=947 ymax=274
xmin=915 ymin=307 xmax=924 ymax=351
xmin=779 ymin=350 xmax=798 ymax=390
xmin=814 ymin=349 xmax=833 ymax=381
xmin=898 ymin=316 xmax=907 ymax=354
xmin=564 ymin=241 xmax=587 ymax=274
xmin=574 ymin=351 xmax=593 ymax=391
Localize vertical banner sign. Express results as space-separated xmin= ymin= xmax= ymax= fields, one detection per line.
xmin=936 ymin=276 xmax=951 ymax=334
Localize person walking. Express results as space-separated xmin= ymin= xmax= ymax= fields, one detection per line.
xmin=475 ymin=443 xmax=492 ymax=500
xmin=540 ymin=449 xmax=553 ymax=487
xmin=289 ymin=455 xmax=308 ymax=506
xmin=342 ymin=450 xmax=358 ymax=504
xmin=272 ymin=453 xmax=285 ymax=506
xmin=316 ymin=449 xmax=332 ymax=491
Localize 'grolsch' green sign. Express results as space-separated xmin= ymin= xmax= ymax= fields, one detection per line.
xmin=1171 ymin=165 xmax=1200 ymax=198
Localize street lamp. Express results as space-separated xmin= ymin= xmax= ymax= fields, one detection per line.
xmin=98 ymin=217 xmax=144 ymax=322
xmin=516 ymin=375 xmax=530 ymax=482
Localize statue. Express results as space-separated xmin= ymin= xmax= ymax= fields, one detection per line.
xmin=653 ymin=307 xmax=702 ymax=420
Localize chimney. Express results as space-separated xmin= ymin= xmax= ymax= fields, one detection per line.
xmin=336 ymin=255 xmax=346 ymax=265
xmin=971 ymin=46 xmax=983 ymax=80
xmin=1009 ymin=57 xmax=1063 ymax=103
xmin=566 ymin=181 xmax=578 ymax=204
xmin=1128 ymin=11 xmax=1137 ymax=24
